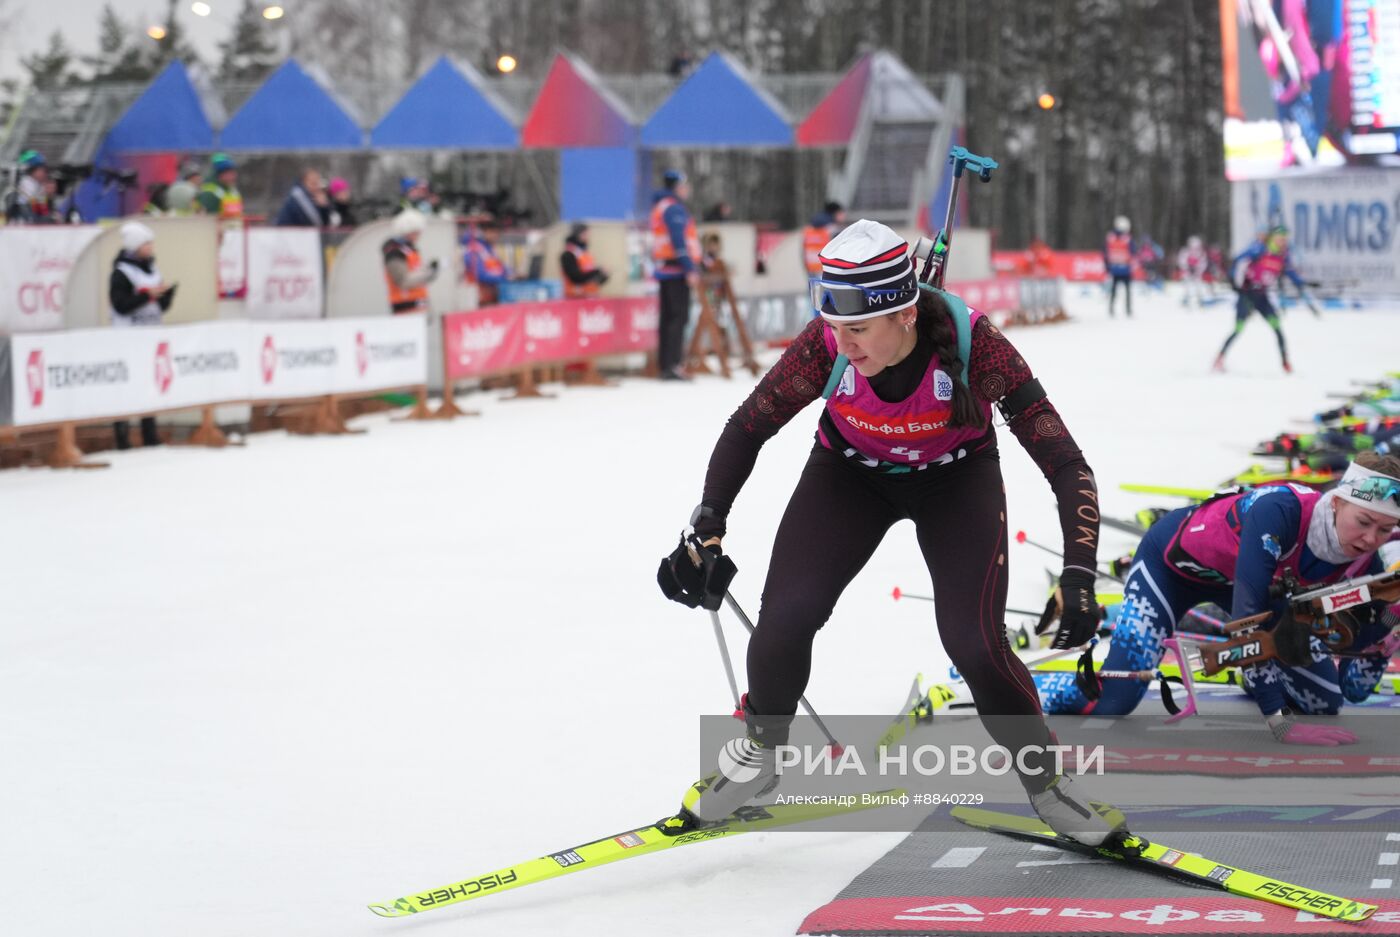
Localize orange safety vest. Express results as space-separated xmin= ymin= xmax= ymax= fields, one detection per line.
xmin=202 ymin=182 xmax=244 ymax=220
xmin=1105 ymin=232 xmax=1133 ymax=267
xmin=649 ymin=196 xmax=700 ymax=272
xmin=383 ymin=239 xmax=429 ymax=313
xmin=563 ymin=243 xmax=600 ymax=298
xmin=803 ymin=224 xmax=832 ymax=276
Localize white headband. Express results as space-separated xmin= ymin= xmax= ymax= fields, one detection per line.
xmin=1336 ymin=462 xmax=1400 ymax=521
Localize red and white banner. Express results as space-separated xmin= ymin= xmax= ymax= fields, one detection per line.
xmin=245 ymin=228 xmax=324 ymax=319
xmin=443 ymin=297 xmax=657 ymax=380
xmin=949 ymin=278 xmax=1023 ymax=313
xmin=992 ymin=249 xmax=1114 ymax=281
xmin=217 ymin=221 xmax=247 ymax=299
xmin=801 ymin=897 xmax=1400 ymax=933
xmin=0 ymin=226 xmax=103 ymax=333
xmin=4 ymin=315 xmax=425 ymax=427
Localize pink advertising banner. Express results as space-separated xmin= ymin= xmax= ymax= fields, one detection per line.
xmin=442 ymin=296 xmax=659 ymax=380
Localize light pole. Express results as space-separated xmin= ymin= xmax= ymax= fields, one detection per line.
xmin=1035 ymin=92 xmax=1056 ymax=245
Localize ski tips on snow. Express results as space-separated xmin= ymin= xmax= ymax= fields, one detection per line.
xmin=367 ymin=787 xmax=909 ymax=918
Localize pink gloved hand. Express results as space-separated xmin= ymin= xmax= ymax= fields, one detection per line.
xmin=1268 ymin=715 xmax=1357 ymax=746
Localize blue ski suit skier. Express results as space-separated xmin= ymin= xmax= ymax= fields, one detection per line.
xmin=1034 ymin=456 xmax=1400 ymax=746
xmin=658 ymin=220 xmax=1127 ymax=846
xmin=1214 ymin=226 xmax=1302 ymax=373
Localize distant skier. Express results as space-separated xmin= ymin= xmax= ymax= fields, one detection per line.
xmin=1215 ymin=224 xmax=1301 ymax=373
xmin=1177 ymin=236 xmax=1210 ymax=308
xmin=1103 ymin=216 xmax=1136 ymax=317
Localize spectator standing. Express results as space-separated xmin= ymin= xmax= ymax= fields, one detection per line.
xmin=5 ymin=150 xmax=56 ymax=223
xmin=560 ymin=222 xmax=609 ymax=298
xmin=275 ymin=168 xmax=331 ymax=227
xmin=381 ymin=209 xmax=439 ymax=314
xmin=802 ymin=201 xmax=846 ymax=277
xmin=328 ymin=178 xmax=355 ymax=227
xmin=461 ymin=221 xmax=510 ymax=306
xmin=109 ymin=222 xmax=175 ymax=448
xmin=649 ymin=169 xmax=700 ymax=381
xmin=197 ymin=153 xmax=243 ymax=219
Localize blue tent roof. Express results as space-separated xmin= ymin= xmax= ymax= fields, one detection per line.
xmin=105 ymin=61 xmax=215 ymax=153
xmin=642 ymin=52 xmax=791 ymax=147
xmin=220 ymin=60 xmax=364 ymax=151
xmin=372 ymin=57 xmax=518 ymax=149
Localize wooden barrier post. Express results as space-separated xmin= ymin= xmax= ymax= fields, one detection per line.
xmin=432 ymin=315 xmax=480 ymax=419
xmin=46 ymin=423 xmax=107 ymax=470
xmin=397 ymin=385 xmax=436 ymax=421
xmin=318 ymin=395 xmax=361 ymax=434
xmin=184 ymin=406 xmax=231 ymax=447
xmin=503 ymin=366 xmax=553 ymax=401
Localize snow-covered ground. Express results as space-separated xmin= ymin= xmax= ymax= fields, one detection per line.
xmin=3 ymin=284 xmax=1396 ymax=936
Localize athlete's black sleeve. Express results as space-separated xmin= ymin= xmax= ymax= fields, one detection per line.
xmin=694 ymin=318 xmax=831 ymax=539
xmin=966 ymin=317 xmax=1100 ymax=572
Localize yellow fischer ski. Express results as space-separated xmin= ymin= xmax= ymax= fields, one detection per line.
xmin=369 ymin=787 xmax=908 ymax=918
xmin=952 ymin=804 xmax=1376 ymax=923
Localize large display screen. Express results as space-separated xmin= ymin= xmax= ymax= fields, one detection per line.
xmin=1222 ymin=0 xmax=1400 ymax=179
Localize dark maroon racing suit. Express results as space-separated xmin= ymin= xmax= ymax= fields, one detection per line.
xmin=692 ymin=315 xmax=1100 ymax=789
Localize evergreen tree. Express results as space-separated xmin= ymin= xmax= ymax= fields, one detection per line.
xmin=21 ymin=32 xmax=79 ymax=89
xmin=219 ymin=0 xmax=281 ymax=83
xmin=150 ymin=0 xmax=201 ymax=73
xmin=83 ymin=5 xmax=157 ymax=84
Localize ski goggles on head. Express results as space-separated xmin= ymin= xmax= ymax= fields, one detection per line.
xmin=1348 ymin=474 xmax=1400 ymax=508
xmin=809 ymin=278 xmax=918 ymax=321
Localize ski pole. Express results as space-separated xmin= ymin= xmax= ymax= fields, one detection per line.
xmin=723 ymin=591 xmax=843 ymax=753
xmin=892 ymin=585 xmax=1042 ymax=618
xmin=1014 ymin=530 xmax=1125 ymax=583
xmin=709 ymin=610 xmax=743 ymax=716
xmin=1297 ymin=282 xmax=1321 ymax=318
xmin=1012 ymin=535 xmax=1227 ymax=640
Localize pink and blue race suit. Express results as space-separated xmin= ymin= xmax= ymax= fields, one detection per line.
xmin=818 ymin=312 xmax=993 ymax=471
xmin=1035 ymin=483 xmax=1388 ymax=717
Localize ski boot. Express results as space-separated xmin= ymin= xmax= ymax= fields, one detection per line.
xmin=1030 ymin=773 xmax=1129 ymax=847
xmin=673 ymin=700 xmax=793 ymax=828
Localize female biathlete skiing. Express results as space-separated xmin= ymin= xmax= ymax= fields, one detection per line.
xmin=658 ymin=220 xmax=1119 ymax=845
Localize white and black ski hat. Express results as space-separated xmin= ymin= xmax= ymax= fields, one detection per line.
xmin=813 ymin=219 xmax=918 ymax=322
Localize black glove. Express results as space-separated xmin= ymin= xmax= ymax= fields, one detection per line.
xmin=1037 ymin=569 xmax=1099 ymax=650
xmin=428 ymin=259 xmax=440 ymax=272
xmin=657 ymin=533 xmax=737 ymax=612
